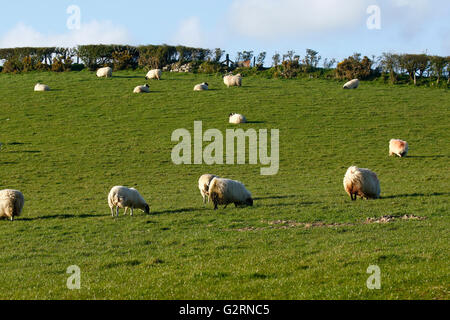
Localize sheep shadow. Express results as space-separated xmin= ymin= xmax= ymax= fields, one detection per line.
xmin=407 ymin=155 xmax=447 ymax=159
xmin=20 ymin=214 xmax=100 ymax=221
xmin=6 ymin=150 xmax=41 ymax=154
xmin=246 ymin=121 xmax=266 ymax=124
xmin=114 ymin=75 xmax=144 ymax=79
xmin=253 ymin=195 xmax=297 ymax=201
xmin=152 ymin=207 xmax=200 ymax=216
xmin=382 ymin=192 xmax=450 ymax=199
xmin=5 ymin=142 xmax=29 ymax=146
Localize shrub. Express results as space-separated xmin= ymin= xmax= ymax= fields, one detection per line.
xmin=70 ymin=63 xmax=85 ymax=71
xmin=198 ymin=61 xmax=223 ymax=74
xmin=112 ymin=50 xmax=134 ymax=70
xmin=51 ymin=56 xmax=72 ymax=72
xmin=336 ymin=54 xmax=373 ymax=80
xmin=2 ymin=58 xmax=22 ymax=73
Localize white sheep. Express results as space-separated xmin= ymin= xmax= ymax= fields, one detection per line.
xmin=343 ymin=166 xmax=381 ymax=200
xmin=133 ymin=84 xmax=150 ymax=93
xmin=97 ymin=67 xmax=113 ymax=78
xmin=145 ymin=69 xmax=162 ymax=80
xmin=343 ymin=79 xmax=360 ymax=89
xmin=34 ymin=83 xmax=50 ymax=91
xmin=108 ymin=186 xmax=150 ymax=217
xmin=208 ymin=178 xmax=253 ymax=210
xmin=229 ymin=113 xmax=247 ymax=124
xmin=0 ymin=189 xmax=25 ymax=221
xmin=223 ymin=74 xmax=242 ymax=88
xmin=389 ymin=139 xmax=409 ymax=158
xmin=194 ymin=82 xmax=209 ymax=91
xmin=198 ymin=174 xmax=219 ymax=204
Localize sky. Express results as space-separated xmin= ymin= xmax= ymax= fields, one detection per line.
xmin=0 ymin=0 xmax=449 ymax=65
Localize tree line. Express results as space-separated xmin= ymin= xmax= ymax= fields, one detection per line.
xmin=0 ymin=45 xmax=448 ymax=86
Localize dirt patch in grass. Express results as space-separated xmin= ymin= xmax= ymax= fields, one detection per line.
xmin=235 ymin=215 xmax=427 ymax=232
xmin=364 ymin=215 xmax=427 ymax=224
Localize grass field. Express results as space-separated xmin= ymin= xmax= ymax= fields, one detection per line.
xmin=0 ymin=70 xmax=448 ymax=300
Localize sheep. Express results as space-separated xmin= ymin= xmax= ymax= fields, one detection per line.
xmin=108 ymin=186 xmax=150 ymax=217
xmin=229 ymin=113 xmax=247 ymax=124
xmin=0 ymin=190 xmax=25 ymax=221
xmin=198 ymin=174 xmax=219 ymax=204
xmin=343 ymin=166 xmax=381 ymax=201
xmin=194 ymin=82 xmax=209 ymax=91
xmin=34 ymin=83 xmax=50 ymax=91
xmin=223 ymin=74 xmax=242 ymax=88
xmin=97 ymin=67 xmax=113 ymax=78
xmin=389 ymin=139 xmax=409 ymax=158
xmin=208 ymin=178 xmax=253 ymax=210
xmin=343 ymin=79 xmax=360 ymax=89
xmin=133 ymin=84 xmax=150 ymax=93
xmin=145 ymin=69 xmax=162 ymax=80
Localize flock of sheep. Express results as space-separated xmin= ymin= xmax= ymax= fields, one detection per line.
xmin=1 ymin=69 xmax=410 ymax=221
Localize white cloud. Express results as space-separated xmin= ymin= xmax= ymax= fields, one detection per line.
xmin=171 ymin=17 xmax=204 ymax=47
xmin=228 ymin=0 xmax=370 ymax=39
xmin=0 ymin=20 xmax=133 ymax=48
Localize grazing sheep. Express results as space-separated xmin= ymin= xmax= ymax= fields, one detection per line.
xmin=343 ymin=79 xmax=360 ymax=89
xmin=97 ymin=67 xmax=113 ymax=78
xmin=0 ymin=190 xmax=25 ymax=221
xmin=389 ymin=139 xmax=409 ymax=158
xmin=194 ymin=82 xmax=209 ymax=91
xmin=208 ymin=178 xmax=253 ymax=210
xmin=223 ymin=74 xmax=242 ymax=88
xmin=34 ymin=83 xmax=50 ymax=91
xmin=343 ymin=166 xmax=381 ymax=201
xmin=133 ymin=84 xmax=150 ymax=93
xmin=108 ymin=186 xmax=150 ymax=217
xmin=229 ymin=113 xmax=247 ymax=124
xmin=198 ymin=174 xmax=219 ymax=204
xmin=145 ymin=69 xmax=162 ymax=80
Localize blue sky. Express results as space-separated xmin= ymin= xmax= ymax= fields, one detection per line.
xmin=1 ymin=0 xmax=449 ymax=65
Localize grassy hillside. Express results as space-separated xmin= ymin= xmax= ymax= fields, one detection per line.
xmin=0 ymin=70 xmax=448 ymax=299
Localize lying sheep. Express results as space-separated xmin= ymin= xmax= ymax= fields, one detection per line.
xmin=208 ymin=177 xmax=253 ymax=210
xmin=224 ymin=74 xmax=242 ymax=88
xmin=133 ymin=84 xmax=150 ymax=93
xmin=194 ymin=82 xmax=209 ymax=91
xmin=97 ymin=67 xmax=113 ymax=78
xmin=198 ymin=174 xmax=219 ymax=204
xmin=145 ymin=69 xmax=162 ymax=80
xmin=108 ymin=186 xmax=150 ymax=217
xmin=343 ymin=79 xmax=360 ymax=89
xmin=0 ymin=189 xmax=25 ymax=221
xmin=229 ymin=113 xmax=247 ymax=124
xmin=34 ymin=83 xmax=50 ymax=91
xmin=343 ymin=166 xmax=381 ymax=200
xmin=389 ymin=139 xmax=409 ymax=157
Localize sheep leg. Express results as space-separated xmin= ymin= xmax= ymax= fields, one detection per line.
xmin=10 ymin=216 xmax=14 ymax=222
xmin=124 ymin=207 xmax=128 ymax=216
xmin=224 ymin=204 xmax=229 ymax=209
xmin=130 ymin=207 xmax=134 ymax=216
xmin=111 ymin=207 xmax=114 ymax=217
xmin=214 ymin=202 xmax=218 ymax=210
xmin=116 ymin=207 xmax=120 ymax=218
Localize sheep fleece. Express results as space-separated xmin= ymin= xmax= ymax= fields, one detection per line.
xmin=343 ymin=166 xmax=380 ymax=200
xmin=389 ymin=139 xmax=409 ymax=157
xmin=208 ymin=178 xmax=252 ymax=206
xmin=0 ymin=190 xmax=25 ymax=219
xmin=97 ymin=67 xmax=113 ymax=78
